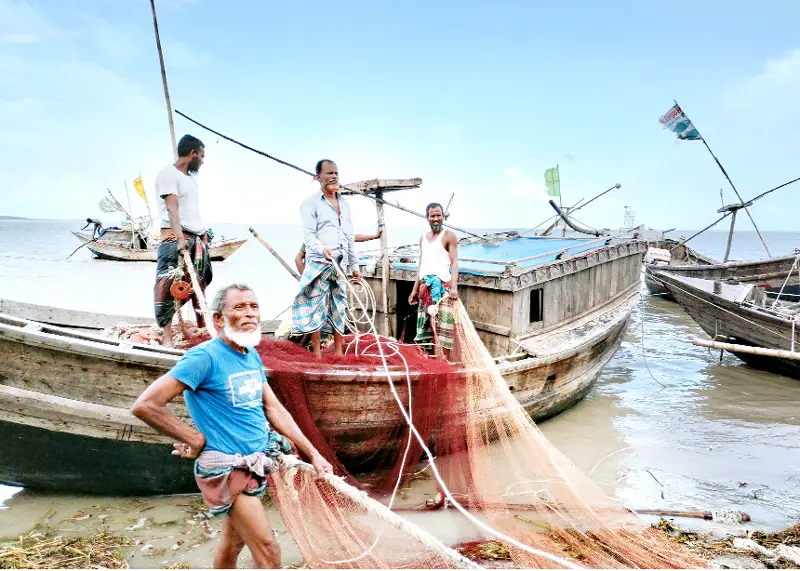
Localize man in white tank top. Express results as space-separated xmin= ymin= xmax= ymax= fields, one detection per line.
xmin=409 ymin=203 xmax=459 ymax=357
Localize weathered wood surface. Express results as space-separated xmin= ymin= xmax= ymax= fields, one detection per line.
xmin=0 ymin=299 xmax=280 ymax=334
xmin=657 ymin=271 xmax=800 ymax=378
xmin=643 ymin=240 xmax=718 ymax=299
xmin=0 ymin=299 xmax=151 ymax=330
xmin=0 ymin=285 xmax=636 ymax=492
xmin=650 ymin=253 xmax=799 ymax=284
xmin=71 ymin=232 xmax=247 ymax=262
xmin=360 ymin=240 xmax=645 ymax=354
xmin=374 ymin=240 xmax=648 ymax=293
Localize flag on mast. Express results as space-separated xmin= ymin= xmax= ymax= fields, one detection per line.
xmin=544 ymin=166 xmax=561 ymax=198
xmin=132 ymin=177 xmax=148 ymax=207
xmin=658 ymin=103 xmax=702 ymax=141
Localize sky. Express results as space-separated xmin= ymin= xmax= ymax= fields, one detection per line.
xmin=2 ymin=0 xmax=799 ymax=234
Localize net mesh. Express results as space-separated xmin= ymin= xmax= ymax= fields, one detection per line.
xmin=105 ymin=290 xmax=706 ymax=568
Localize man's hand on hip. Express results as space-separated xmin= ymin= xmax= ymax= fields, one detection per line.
xmin=172 ymin=431 xmax=206 ymax=459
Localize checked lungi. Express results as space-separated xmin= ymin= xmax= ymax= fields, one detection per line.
xmin=194 ymin=432 xmax=292 ymax=516
xmin=414 ymin=275 xmax=455 ymax=352
xmin=291 ymin=259 xmax=347 ymax=335
xmin=153 ymin=230 xmax=212 ymax=328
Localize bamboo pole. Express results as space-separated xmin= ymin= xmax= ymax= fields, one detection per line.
xmin=692 ymin=338 xmax=800 ymax=360
xmin=181 ymin=250 xmax=216 ymax=338
xmin=375 ymin=190 xmax=391 ymax=335
xmin=248 ymin=227 xmax=301 ymax=281
xmin=123 ymin=180 xmax=136 ymax=248
xmin=722 ymin=209 xmax=737 ymax=263
xmin=149 ymin=0 xmax=178 ymax=160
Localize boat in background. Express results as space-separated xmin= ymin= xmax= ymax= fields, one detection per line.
xmin=656 ymin=269 xmax=800 ymax=379
xmin=71 ymin=230 xmax=247 ymax=262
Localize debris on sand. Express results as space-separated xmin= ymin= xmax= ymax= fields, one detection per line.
xmin=0 ymin=532 xmax=130 ymax=569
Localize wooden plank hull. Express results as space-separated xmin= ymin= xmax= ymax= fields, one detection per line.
xmin=657 ymin=271 xmax=800 ymax=379
xmin=71 ymin=232 xmax=247 ymax=262
xmin=0 ymin=289 xmax=635 ymax=494
xmin=0 ymin=419 xmax=195 ymax=495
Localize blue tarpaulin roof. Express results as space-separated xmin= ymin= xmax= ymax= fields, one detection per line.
xmin=383 ymin=236 xmax=601 ymax=276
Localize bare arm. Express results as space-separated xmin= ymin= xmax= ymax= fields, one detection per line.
xmin=262 ymin=382 xmax=332 ymax=474
xmin=294 ymin=247 xmax=305 ymax=274
xmin=163 ymin=194 xmax=187 ymax=251
xmin=132 ymin=374 xmax=205 ymax=457
xmin=409 ymin=236 xmax=422 ymax=304
xmin=445 ymin=231 xmax=459 ymax=299
xmin=354 ymin=228 xmax=382 ymax=242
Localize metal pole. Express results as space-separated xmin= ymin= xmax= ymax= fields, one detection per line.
xmin=150 ymin=0 xmax=178 ymax=160
xmin=722 ymin=209 xmax=738 ymax=263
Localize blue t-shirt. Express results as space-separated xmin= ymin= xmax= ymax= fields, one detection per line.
xmin=169 ymin=338 xmax=270 ymax=455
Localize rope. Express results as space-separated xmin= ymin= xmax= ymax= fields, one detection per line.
xmin=326 ymin=261 xmax=582 ymax=569
xmin=278 ymin=455 xmax=479 ymax=568
xmin=637 ymin=298 xmax=668 ymax=388
xmin=770 ymin=253 xmax=800 ymax=308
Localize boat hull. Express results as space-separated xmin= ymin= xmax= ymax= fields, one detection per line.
xmin=657 ymin=271 xmax=800 ymax=379
xmin=0 ymin=419 xmax=195 ymax=495
xmin=71 ymin=232 xmax=247 ymax=262
xmin=0 ymin=290 xmax=635 ymax=494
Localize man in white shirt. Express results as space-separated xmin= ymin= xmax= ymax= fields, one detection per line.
xmin=291 ymin=160 xmax=362 ymax=358
xmin=153 ymin=134 xmax=213 ymax=348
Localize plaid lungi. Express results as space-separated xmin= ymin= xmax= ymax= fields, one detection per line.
xmin=291 ymin=259 xmax=348 ymax=335
xmin=414 ymin=275 xmax=455 ymax=351
xmin=153 ymin=234 xmax=212 ymax=328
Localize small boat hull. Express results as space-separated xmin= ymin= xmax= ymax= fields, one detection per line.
xmin=71 ymin=232 xmax=247 ymax=262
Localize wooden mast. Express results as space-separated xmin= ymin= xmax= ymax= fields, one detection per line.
xmin=149 ymin=0 xmax=178 ymax=160
xmin=375 ymin=190 xmax=391 ymax=335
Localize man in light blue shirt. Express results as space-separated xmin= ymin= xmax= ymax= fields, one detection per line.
xmin=291 ymin=159 xmax=362 ymax=358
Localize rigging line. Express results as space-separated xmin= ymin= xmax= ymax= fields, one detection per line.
xmin=669 ymin=175 xmax=800 ymax=250
xmin=175 ymin=109 xmax=490 ymax=242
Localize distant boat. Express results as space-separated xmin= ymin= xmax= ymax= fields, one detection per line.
xmin=71 ymin=230 xmax=247 ymax=262
xmin=642 ymin=237 xmax=718 ymax=300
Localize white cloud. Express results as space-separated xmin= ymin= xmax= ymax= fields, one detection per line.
xmin=726 ymin=49 xmax=800 ymax=119
xmin=504 ymin=167 xmax=548 ymax=200
xmin=2 ymin=32 xmax=38 ymax=43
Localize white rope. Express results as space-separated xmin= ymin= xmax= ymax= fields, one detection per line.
xmin=278 ymin=455 xmax=479 ymax=569
xmin=328 ymin=261 xmax=582 ymax=570
xmin=770 ymin=252 xmax=800 ymax=308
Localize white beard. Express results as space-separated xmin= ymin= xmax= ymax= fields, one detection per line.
xmin=223 ymin=319 xmax=262 ymax=348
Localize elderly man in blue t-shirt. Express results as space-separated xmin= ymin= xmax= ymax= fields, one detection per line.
xmin=133 ymin=283 xmax=332 ymax=569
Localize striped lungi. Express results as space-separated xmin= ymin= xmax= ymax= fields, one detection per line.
xmin=291 ymin=259 xmax=348 ymax=335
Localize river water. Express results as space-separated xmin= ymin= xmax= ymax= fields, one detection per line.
xmin=1 ymin=219 xmax=798 ymax=567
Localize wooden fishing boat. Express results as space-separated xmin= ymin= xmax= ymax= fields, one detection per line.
xmin=642 ymin=238 xmax=718 ymax=299
xmin=71 ymin=231 xmax=247 ymax=262
xmin=654 ymin=269 xmax=800 ymax=379
xmin=645 ymin=252 xmax=800 ymax=302
xmin=0 ymin=277 xmax=639 ymax=495
xmin=355 ymin=228 xmax=646 ymax=415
